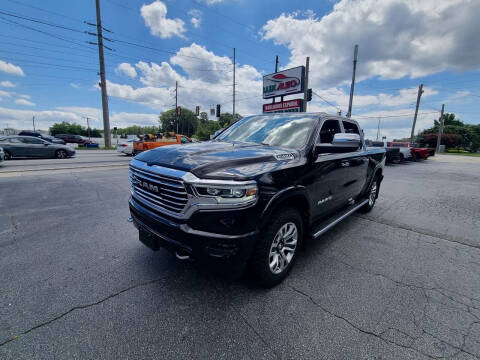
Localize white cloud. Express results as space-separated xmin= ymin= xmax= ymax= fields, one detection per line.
xmin=203 ymin=0 xmax=224 ymax=4
xmin=15 ymin=98 xmax=35 ymax=107
xmin=260 ymin=0 xmax=480 ymax=88
xmin=135 ymin=61 xmax=183 ymax=87
xmin=56 ymin=107 xmax=159 ymax=129
xmin=103 ymin=43 xmax=263 ymax=116
xmin=115 ymin=63 xmax=137 ymax=78
xmin=0 ymin=90 xmax=12 ymax=99
xmin=17 ymin=94 xmax=31 ymax=100
xmin=188 ymin=9 xmax=202 ymax=28
xmin=70 ymin=83 xmax=80 ymax=89
xmin=354 ymin=109 xmax=440 ymax=140
xmin=0 ymin=105 xmax=160 ymax=131
xmin=0 ymin=60 xmax=24 ymax=76
xmin=0 ymin=81 xmax=16 ymax=88
xmin=141 ymin=1 xmax=186 ymax=39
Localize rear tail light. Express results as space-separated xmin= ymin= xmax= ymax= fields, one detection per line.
xmin=121 ymin=144 xmax=128 ymax=147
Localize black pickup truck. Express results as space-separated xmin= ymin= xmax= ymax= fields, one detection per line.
xmin=128 ymin=113 xmax=385 ymax=286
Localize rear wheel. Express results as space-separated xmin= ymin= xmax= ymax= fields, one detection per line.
xmin=4 ymin=150 xmax=12 ymax=160
xmin=249 ymin=208 xmax=303 ymax=287
xmin=55 ymin=149 xmax=67 ymax=159
xmin=399 ymin=153 xmax=404 ymax=162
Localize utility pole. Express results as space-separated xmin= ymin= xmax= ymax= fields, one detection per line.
xmin=84 ymin=117 xmax=91 ymax=140
xmin=346 ymin=44 xmax=359 ymax=118
xmin=272 ymin=55 xmax=279 ymax=104
xmin=436 ymin=104 xmax=445 ymax=153
xmin=233 ymin=48 xmax=236 ymax=119
xmin=376 ymin=118 xmax=381 ymax=141
xmin=410 ymin=83 xmax=424 ymax=144
xmin=175 ymin=80 xmax=178 ymax=134
xmin=303 ymin=56 xmax=310 ymax=112
xmin=95 ymin=0 xmax=111 ymax=148
xmin=32 ymin=116 xmax=35 ymax=132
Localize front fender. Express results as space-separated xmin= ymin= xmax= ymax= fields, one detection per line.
xmin=259 ymin=186 xmax=311 ymax=228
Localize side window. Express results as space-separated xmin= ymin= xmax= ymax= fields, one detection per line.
xmin=181 ymin=137 xmax=190 ymax=144
xmin=342 ymin=121 xmax=360 ymax=134
xmin=318 ymin=120 xmax=341 ymax=144
xmin=21 ymin=137 xmax=44 ymax=144
xmin=9 ymin=138 xmax=22 ymax=143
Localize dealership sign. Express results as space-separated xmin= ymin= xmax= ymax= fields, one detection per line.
xmin=263 ymin=66 xmax=305 ymax=99
xmin=263 ymin=99 xmax=304 ymax=113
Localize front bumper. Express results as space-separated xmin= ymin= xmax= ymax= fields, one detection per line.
xmin=129 ymin=196 xmax=259 ymax=266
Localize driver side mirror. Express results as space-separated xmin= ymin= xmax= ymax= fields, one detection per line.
xmin=315 ymin=133 xmax=361 ymax=155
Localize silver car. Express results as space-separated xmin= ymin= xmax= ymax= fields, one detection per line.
xmin=0 ymin=146 xmax=4 ymax=163
xmin=0 ymin=136 xmax=76 ymax=159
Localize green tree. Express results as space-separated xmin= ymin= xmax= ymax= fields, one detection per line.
xmin=219 ymin=112 xmax=243 ymax=128
xmin=194 ymin=119 xmax=221 ymax=141
xmin=49 ymin=122 xmax=102 ymax=137
xmin=159 ymin=108 xmax=198 ymax=137
xmin=420 ymin=113 xmax=480 ymax=152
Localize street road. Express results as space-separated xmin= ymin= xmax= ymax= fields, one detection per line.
xmin=0 ymin=150 xmax=130 ymax=176
xmin=1 ymin=155 xmax=479 ymax=359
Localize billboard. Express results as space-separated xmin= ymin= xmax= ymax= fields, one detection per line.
xmin=263 ymin=99 xmax=304 ymax=113
xmin=263 ymin=66 xmax=305 ymax=99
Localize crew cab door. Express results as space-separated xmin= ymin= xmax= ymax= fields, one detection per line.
xmin=340 ymin=120 xmax=369 ymax=201
xmin=309 ymin=119 xmax=348 ymax=221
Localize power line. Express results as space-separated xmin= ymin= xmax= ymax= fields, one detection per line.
xmin=0 ymin=17 xmax=93 ymax=50
xmin=312 ymin=91 xmax=340 ymax=111
xmin=4 ymin=0 xmax=84 ymax=23
xmin=355 ymin=111 xmax=439 ymax=119
xmin=1 ymin=57 xmax=97 ymax=71
xmin=1 ymin=49 xmax=98 ymax=67
xmin=0 ymin=8 xmax=84 ymax=33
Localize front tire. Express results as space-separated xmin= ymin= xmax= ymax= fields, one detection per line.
xmin=360 ymin=177 xmax=378 ymax=213
xmin=4 ymin=150 xmax=12 ymax=160
xmin=249 ymin=208 xmax=303 ymax=287
xmin=55 ymin=149 xmax=67 ymax=159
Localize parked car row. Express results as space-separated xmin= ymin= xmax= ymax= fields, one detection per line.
xmin=366 ymin=140 xmax=433 ymax=163
xmin=18 ymin=131 xmax=93 ymax=146
xmin=0 ymin=135 xmax=76 ymax=159
xmin=388 ymin=142 xmax=432 ymax=161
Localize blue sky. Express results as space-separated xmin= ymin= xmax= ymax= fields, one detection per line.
xmin=0 ymin=0 xmax=478 ymax=140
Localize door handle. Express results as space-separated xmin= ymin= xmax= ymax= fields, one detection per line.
xmin=340 ymin=161 xmax=350 ymax=167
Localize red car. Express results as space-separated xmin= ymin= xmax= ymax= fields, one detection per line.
xmin=388 ymin=142 xmax=429 ymax=160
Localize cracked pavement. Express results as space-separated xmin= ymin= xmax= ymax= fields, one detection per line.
xmin=1 ymin=154 xmax=479 ymax=359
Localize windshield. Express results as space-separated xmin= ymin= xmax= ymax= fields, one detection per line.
xmin=215 ymin=114 xmax=317 ymax=149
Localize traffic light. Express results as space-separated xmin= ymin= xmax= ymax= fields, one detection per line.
xmin=216 ymin=104 xmax=221 ymax=117
xmin=195 ymin=105 xmax=200 ymax=116
xmin=176 ymin=106 xmax=181 ymax=116
xmin=307 ymin=88 xmax=312 ymax=102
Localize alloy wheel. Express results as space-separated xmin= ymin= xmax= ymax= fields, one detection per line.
xmin=269 ymin=222 xmax=298 ymax=274
xmin=369 ymin=181 xmax=377 ymax=206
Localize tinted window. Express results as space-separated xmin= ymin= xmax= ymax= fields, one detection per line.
xmin=216 ymin=114 xmax=317 ymax=149
xmin=20 ymin=137 xmax=44 ymax=144
xmin=342 ymin=121 xmax=360 ymax=134
xmin=9 ymin=138 xmax=22 ymax=143
xmin=181 ymin=137 xmax=191 ymax=144
xmin=319 ymin=120 xmax=341 ymax=143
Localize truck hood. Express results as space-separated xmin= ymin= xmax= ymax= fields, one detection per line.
xmin=134 ymin=140 xmax=301 ymax=180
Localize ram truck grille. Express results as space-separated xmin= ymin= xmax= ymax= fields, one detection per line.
xmin=129 ymin=165 xmax=188 ymax=214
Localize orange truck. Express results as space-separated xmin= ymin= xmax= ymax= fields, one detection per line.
xmin=133 ymin=133 xmax=192 ymax=154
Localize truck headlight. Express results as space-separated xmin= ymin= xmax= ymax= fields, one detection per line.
xmin=192 ymin=184 xmax=258 ymax=204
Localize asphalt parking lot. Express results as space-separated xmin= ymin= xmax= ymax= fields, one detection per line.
xmin=1 ymin=154 xmax=479 ymax=359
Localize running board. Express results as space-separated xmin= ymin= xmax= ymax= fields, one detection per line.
xmin=311 ymin=199 xmax=369 ymax=239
